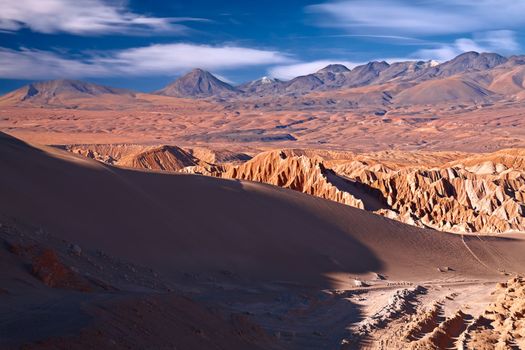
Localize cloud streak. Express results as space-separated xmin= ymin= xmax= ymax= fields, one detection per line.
xmin=307 ymin=0 xmax=525 ymax=36
xmin=104 ymin=44 xmax=293 ymax=75
xmin=0 ymin=0 xmax=205 ymax=35
xmin=414 ymin=31 xmax=520 ymax=61
xmin=0 ymin=44 xmax=293 ymax=79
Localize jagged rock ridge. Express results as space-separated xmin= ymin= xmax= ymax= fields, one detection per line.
xmin=63 ymin=144 xmax=525 ymax=234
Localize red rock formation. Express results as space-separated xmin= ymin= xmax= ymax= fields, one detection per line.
xmin=336 ymin=158 xmax=525 ymax=233
xmin=215 ymin=150 xmax=365 ymax=209
xmin=64 ymin=144 xmax=525 ymax=234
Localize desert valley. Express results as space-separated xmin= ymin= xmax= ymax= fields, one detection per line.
xmin=2 ymin=49 xmax=525 ymax=350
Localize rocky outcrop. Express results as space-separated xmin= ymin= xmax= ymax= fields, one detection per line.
xmin=205 ymin=150 xmax=366 ymax=209
xmin=64 ymin=144 xmax=525 ymax=234
xmin=185 ymin=147 xmax=252 ymax=165
xmin=117 ymin=145 xmax=199 ymax=171
xmin=66 ymin=144 xmax=252 ymax=170
xmin=464 ymin=276 xmax=525 ymax=349
xmin=66 ymin=144 xmax=201 ymax=172
xmin=191 ymin=148 xmax=525 ymax=234
xmin=334 ymin=155 xmax=525 ymax=233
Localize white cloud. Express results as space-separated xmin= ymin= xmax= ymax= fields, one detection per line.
xmin=268 ymin=60 xmax=358 ymax=80
xmin=0 ymin=0 xmax=203 ymax=35
xmin=474 ymin=30 xmax=520 ymax=53
xmin=414 ymin=31 xmax=520 ymax=61
xmin=307 ymin=0 xmax=525 ymax=36
xmin=104 ymin=44 xmax=293 ymax=75
xmin=0 ymin=44 xmax=293 ymax=79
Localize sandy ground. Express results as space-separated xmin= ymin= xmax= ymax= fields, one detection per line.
xmin=1 ymin=98 xmax=525 ymax=152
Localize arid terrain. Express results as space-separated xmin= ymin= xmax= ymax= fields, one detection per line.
xmin=2 ymin=51 xmax=525 ymax=349
xmin=2 ymin=52 xmax=525 ymax=152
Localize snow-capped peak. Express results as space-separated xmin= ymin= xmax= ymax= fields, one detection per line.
xmin=260 ymin=76 xmax=273 ymax=84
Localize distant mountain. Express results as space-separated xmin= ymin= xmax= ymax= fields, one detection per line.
xmin=343 ymin=61 xmax=391 ymax=87
xmin=2 ymin=51 xmax=525 ymax=107
xmin=238 ymin=76 xmax=284 ymax=95
xmin=156 ymin=69 xmax=237 ymax=98
xmin=269 ymin=53 xmax=512 ymax=97
xmin=506 ymin=55 xmax=525 ymax=66
xmin=375 ymin=60 xmax=438 ymax=83
xmin=0 ymin=79 xmax=134 ymax=105
xmin=284 ymin=74 xmax=325 ymax=93
xmin=419 ymin=52 xmax=508 ymax=80
xmin=310 ymin=64 xmax=351 ymax=89
xmin=316 ymin=64 xmax=351 ymax=74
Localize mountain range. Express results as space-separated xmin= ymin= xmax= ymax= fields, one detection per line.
xmin=2 ymin=51 xmax=525 ymax=109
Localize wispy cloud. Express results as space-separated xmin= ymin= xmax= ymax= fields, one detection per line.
xmin=474 ymin=30 xmax=520 ymax=53
xmin=290 ymin=33 xmax=433 ymax=46
xmin=103 ymin=44 xmax=293 ymax=75
xmin=414 ymin=31 xmax=520 ymax=61
xmin=0 ymin=0 xmax=206 ymax=35
xmin=0 ymin=48 xmax=109 ymax=79
xmin=307 ymin=0 xmax=525 ymax=36
xmin=268 ymin=60 xmax=359 ymax=80
xmin=0 ymin=44 xmax=293 ymax=79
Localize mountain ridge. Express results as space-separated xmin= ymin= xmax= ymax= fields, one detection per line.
xmin=2 ymin=51 xmax=524 ymax=106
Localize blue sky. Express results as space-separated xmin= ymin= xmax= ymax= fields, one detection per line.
xmin=1 ymin=0 xmax=524 ymax=93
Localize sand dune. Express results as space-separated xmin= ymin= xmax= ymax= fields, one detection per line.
xmin=2 ymin=132 xmax=525 ymax=285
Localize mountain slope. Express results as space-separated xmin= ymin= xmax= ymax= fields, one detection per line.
xmin=417 ymin=52 xmax=508 ymax=81
xmin=156 ymin=68 xmax=237 ymax=98
xmin=0 ymin=79 xmax=135 ymax=106
xmin=394 ymin=77 xmax=494 ymax=105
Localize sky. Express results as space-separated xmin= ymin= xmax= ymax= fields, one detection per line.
xmin=0 ymin=0 xmax=524 ymax=93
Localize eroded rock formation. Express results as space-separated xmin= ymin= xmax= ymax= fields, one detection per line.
xmin=211 ymin=150 xmax=366 ymax=209
xmin=334 ymin=153 xmax=525 ymax=233
xmin=63 ymin=144 xmax=525 ymax=234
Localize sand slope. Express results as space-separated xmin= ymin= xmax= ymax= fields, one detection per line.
xmin=2 ymin=132 xmax=525 ymax=288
